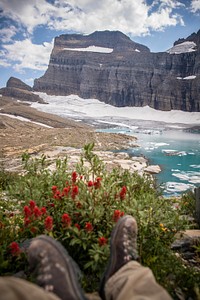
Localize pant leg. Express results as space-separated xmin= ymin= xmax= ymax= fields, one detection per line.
xmin=0 ymin=277 xmax=61 ymax=300
xmin=104 ymin=261 xmax=172 ymax=300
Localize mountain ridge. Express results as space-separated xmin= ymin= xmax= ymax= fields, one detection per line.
xmin=1 ymin=30 xmax=199 ymax=112
xmin=33 ymin=29 xmax=200 ymax=112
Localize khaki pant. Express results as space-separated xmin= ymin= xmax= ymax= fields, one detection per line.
xmin=0 ymin=261 xmax=172 ymax=300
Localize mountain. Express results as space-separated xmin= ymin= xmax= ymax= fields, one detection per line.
xmin=21 ymin=30 xmax=200 ymax=111
xmin=0 ymin=77 xmax=46 ymax=103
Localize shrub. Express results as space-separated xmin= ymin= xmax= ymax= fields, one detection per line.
xmin=0 ymin=143 xmax=199 ymax=297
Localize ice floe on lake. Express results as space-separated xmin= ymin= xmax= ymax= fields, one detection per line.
xmin=164 ymin=182 xmax=195 ymax=194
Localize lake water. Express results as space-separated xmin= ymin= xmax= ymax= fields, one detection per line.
xmin=31 ymin=93 xmax=200 ymax=197
xmin=97 ymin=125 xmax=200 ymax=196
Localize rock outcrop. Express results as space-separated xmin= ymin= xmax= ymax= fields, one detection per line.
xmin=0 ymin=77 xmax=46 ymax=103
xmin=34 ymin=30 xmax=200 ymax=112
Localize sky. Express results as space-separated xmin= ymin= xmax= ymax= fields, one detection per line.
xmin=0 ymin=0 xmax=200 ymax=88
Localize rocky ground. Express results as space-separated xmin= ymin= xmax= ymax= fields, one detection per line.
xmin=1 ymin=95 xmax=149 ymax=172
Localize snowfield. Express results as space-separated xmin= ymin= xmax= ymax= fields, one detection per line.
xmin=167 ymin=41 xmax=197 ymax=54
xmin=32 ymin=93 xmax=200 ymax=125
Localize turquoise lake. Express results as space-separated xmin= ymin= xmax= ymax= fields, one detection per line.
xmin=97 ymin=126 xmax=200 ymax=196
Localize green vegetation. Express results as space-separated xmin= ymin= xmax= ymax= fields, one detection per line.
xmin=0 ymin=143 xmax=199 ymax=298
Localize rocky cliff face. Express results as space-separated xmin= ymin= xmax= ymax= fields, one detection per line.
xmin=0 ymin=77 xmax=46 ymax=103
xmin=34 ymin=30 xmax=200 ymax=112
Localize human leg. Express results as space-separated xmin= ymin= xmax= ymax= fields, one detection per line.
xmin=99 ymin=215 xmax=172 ymax=300
xmin=0 ymin=276 xmax=60 ymax=300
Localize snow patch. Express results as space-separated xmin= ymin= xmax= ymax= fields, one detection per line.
xmin=32 ymin=93 xmax=200 ymax=125
xmin=183 ymin=75 xmax=196 ymax=80
xmin=63 ymin=45 xmax=113 ymax=53
xmin=177 ymin=75 xmax=197 ymax=80
xmin=167 ymin=41 xmax=197 ymax=54
xmin=0 ymin=113 xmax=53 ymax=128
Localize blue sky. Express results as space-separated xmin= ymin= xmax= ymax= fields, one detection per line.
xmin=0 ymin=0 xmax=200 ymax=88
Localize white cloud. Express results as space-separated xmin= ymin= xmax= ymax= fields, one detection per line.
xmin=0 ymin=0 xmax=187 ymax=73
xmin=190 ymin=0 xmax=200 ymax=13
xmin=0 ymin=26 xmax=18 ymax=42
xmin=0 ymin=0 xmax=185 ymax=36
xmin=0 ymin=58 xmax=11 ymax=67
xmin=0 ymin=0 xmax=56 ymax=33
xmin=24 ymin=77 xmax=35 ymax=85
xmin=1 ymin=39 xmax=54 ymax=72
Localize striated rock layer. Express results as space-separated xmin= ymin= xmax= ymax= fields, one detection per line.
xmin=34 ymin=30 xmax=200 ymax=112
xmin=0 ymin=77 xmax=46 ymax=103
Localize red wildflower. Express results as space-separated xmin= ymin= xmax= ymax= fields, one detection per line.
xmin=120 ymin=186 xmax=127 ymax=200
xmin=85 ymin=222 xmax=93 ymax=232
xmin=10 ymin=242 xmax=21 ymax=256
xmin=63 ymin=186 xmax=70 ymax=196
xmin=40 ymin=207 xmax=47 ymax=215
xmin=62 ymin=213 xmax=71 ymax=227
xmin=23 ymin=205 xmax=32 ymax=218
xmin=88 ymin=181 xmax=93 ymax=187
xmin=113 ymin=210 xmax=124 ymax=222
xmin=51 ymin=185 xmax=58 ymax=193
xmin=29 ymin=200 xmax=36 ymax=210
xmin=72 ymin=171 xmax=78 ymax=183
xmin=24 ymin=217 xmax=31 ymax=226
xmin=33 ymin=206 xmax=42 ymax=218
xmin=49 ymin=203 xmax=55 ymax=208
xmin=71 ymin=185 xmax=79 ymax=199
xmin=94 ymin=177 xmax=102 ymax=189
xmin=44 ymin=216 xmax=53 ymax=231
xmin=98 ymin=237 xmax=108 ymax=246
xmin=53 ymin=190 xmax=61 ymax=200
xmin=30 ymin=227 xmax=37 ymax=234
xmin=74 ymin=223 xmax=81 ymax=230
xmin=80 ymin=175 xmax=83 ymax=180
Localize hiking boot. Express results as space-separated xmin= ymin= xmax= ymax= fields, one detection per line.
xmin=28 ymin=235 xmax=86 ymax=300
xmin=99 ymin=215 xmax=138 ymax=300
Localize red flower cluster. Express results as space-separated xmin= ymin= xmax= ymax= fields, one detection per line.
xmin=74 ymin=223 xmax=81 ymax=230
xmin=23 ymin=200 xmax=46 ymax=222
xmin=87 ymin=180 xmax=93 ymax=187
xmin=63 ymin=186 xmax=70 ymax=196
xmin=85 ymin=222 xmax=93 ymax=232
xmin=72 ymin=171 xmax=78 ymax=183
xmin=94 ymin=177 xmax=102 ymax=189
xmin=98 ymin=237 xmax=108 ymax=246
xmin=52 ymin=184 xmax=79 ymax=200
xmin=23 ymin=200 xmax=53 ymax=233
xmin=113 ymin=210 xmax=124 ymax=222
xmin=88 ymin=178 xmax=102 ymax=189
xmin=62 ymin=213 xmax=71 ymax=228
xmin=52 ymin=189 xmax=63 ymax=200
xmin=33 ymin=206 xmax=42 ymax=218
xmin=71 ymin=185 xmax=79 ymax=199
xmin=29 ymin=200 xmax=36 ymax=210
xmin=44 ymin=216 xmax=53 ymax=231
xmin=119 ymin=186 xmax=127 ymax=200
xmin=51 ymin=186 xmax=58 ymax=193
xmin=10 ymin=242 xmax=21 ymax=256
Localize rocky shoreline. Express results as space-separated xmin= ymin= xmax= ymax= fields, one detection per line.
xmin=0 ymin=95 xmax=162 ymax=175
